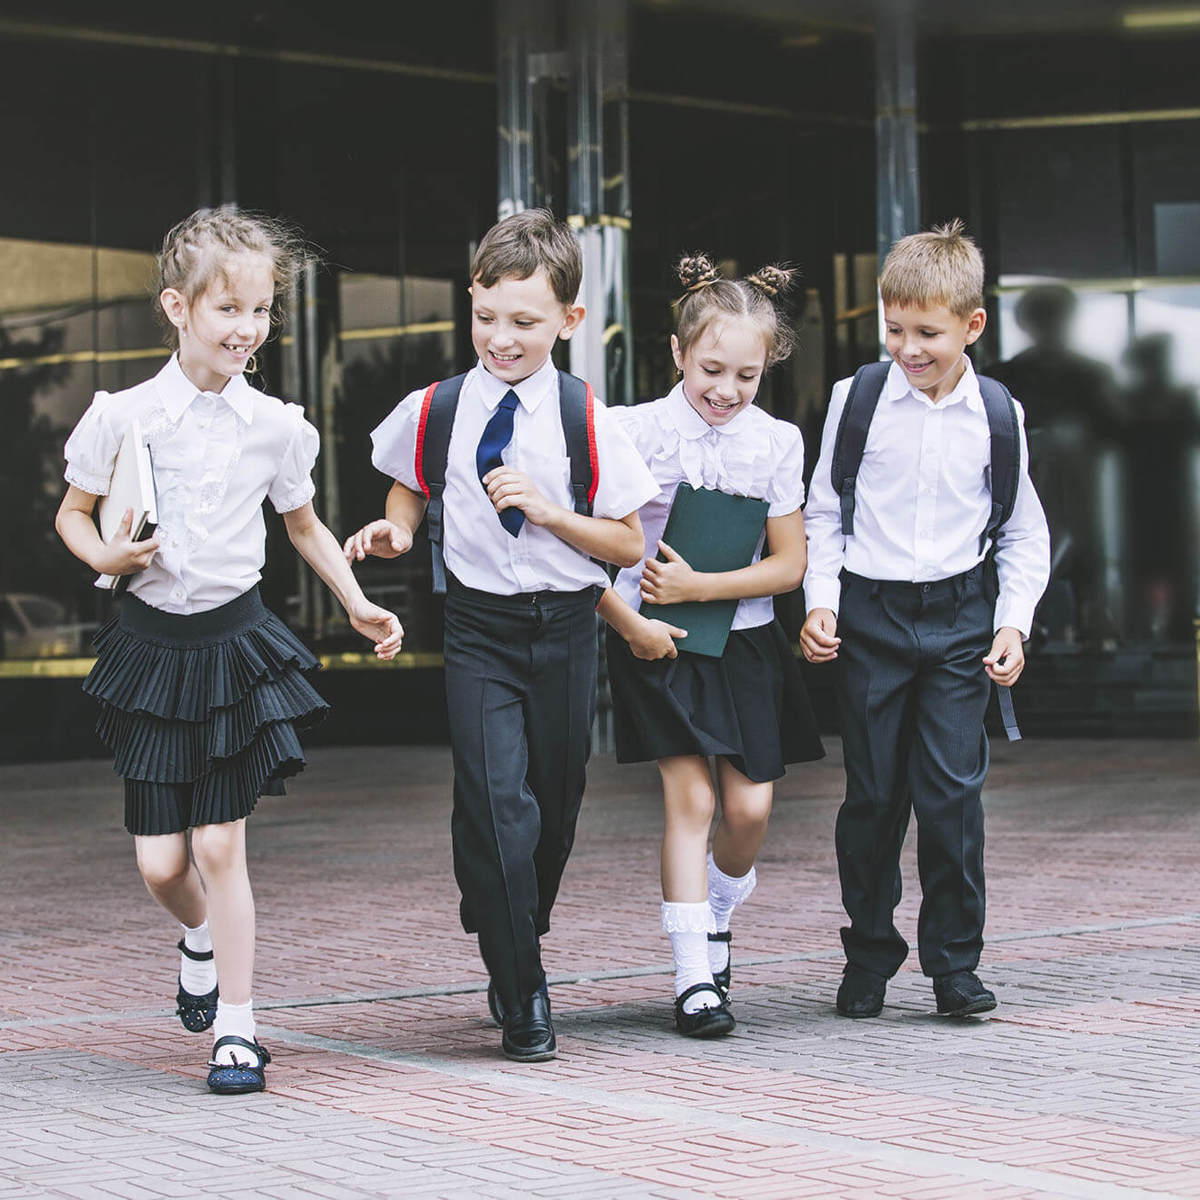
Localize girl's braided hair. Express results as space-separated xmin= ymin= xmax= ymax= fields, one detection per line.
xmin=155 ymin=205 xmax=313 ymax=348
xmin=673 ymin=253 xmax=798 ymax=366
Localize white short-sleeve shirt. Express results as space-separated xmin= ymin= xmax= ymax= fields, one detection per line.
xmin=370 ymin=356 xmax=659 ymax=595
xmin=610 ymin=383 xmax=807 ymax=630
xmin=63 ymin=353 xmax=319 ymax=614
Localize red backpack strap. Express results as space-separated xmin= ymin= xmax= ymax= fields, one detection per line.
xmin=413 ymin=381 xmax=440 ymax=499
xmin=585 ymin=383 xmax=599 ymax=510
xmin=557 ymin=370 xmax=597 ymax=517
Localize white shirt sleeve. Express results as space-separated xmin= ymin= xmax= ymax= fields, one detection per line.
xmin=802 ymin=378 xmax=851 ymax=615
xmin=765 ymin=420 xmax=806 ymax=518
xmin=267 ymin=405 xmax=320 ymax=514
xmin=991 ymin=398 xmax=1050 ymax=637
xmin=63 ymin=391 xmax=120 ymax=496
xmin=590 ymin=402 xmax=662 ymax=520
xmin=369 ymin=388 xmax=426 ymax=492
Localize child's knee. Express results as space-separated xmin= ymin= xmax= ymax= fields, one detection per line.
xmin=190 ymin=820 xmax=245 ymax=875
xmin=134 ymin=836 xmax=190 ymax=891
xmin=666 ymin=779 xmax=717 ymax=828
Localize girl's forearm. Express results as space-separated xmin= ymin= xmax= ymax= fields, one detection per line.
xmin=287 ymin=512 xmax=367 ymax=612
xmin=690 ymin=550 xmax=806 ymax=603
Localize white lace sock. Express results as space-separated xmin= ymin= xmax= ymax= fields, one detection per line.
xmin=178 ymin=921 xmax=217 ymax=996
xmin=211 ymin=1000 xmax=257 ymax=1065
xmin=707 ymin=855 xmax=757 ymax=975
xmin=662 ymin=901 xmax=720 ymax=1014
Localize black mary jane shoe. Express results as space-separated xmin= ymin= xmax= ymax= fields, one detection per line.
xmin=707 ymin=930 xmax=732 ymax=1000
xmin=175 ymin=939 xmax=219 ymax=1033
xmin=207 ymin=1036 xmax=271 ymax=1095
xmin=501 ymin=987 xmax=557 ymax=1062
xmin=487 ymin=980 xmax=505 ymax=1028
xmin=674 ymin=983 xmax=735 ymax=1039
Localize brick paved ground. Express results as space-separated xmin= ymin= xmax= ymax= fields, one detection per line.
xmin=2 ymin=738 xmax=1198 ymax=1199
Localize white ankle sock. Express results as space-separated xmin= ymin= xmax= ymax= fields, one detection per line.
xmin=707 ymin=855 xmax=756 ymax=974
xmin=211 ymin=1000 xmax=256 ymax=1065
xmin=179 ymin=921 xmax=217 ymax=995
xmin=662 ymin=901 xmax=720 ymax=1014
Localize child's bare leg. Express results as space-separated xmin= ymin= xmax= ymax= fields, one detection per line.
xmin=658 ymin=755 xmax=717 ymax=901
xmin=134 ymin=833 xmax=207 ymax=926
xmin=190 ymin=819 xmax=254 ymax=1006
xmin=706 ymin=761 xmax=773 ymax=986
xmin=711 ymin=760 xmax=773 ymax=877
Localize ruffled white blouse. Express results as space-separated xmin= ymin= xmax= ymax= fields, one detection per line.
xmin=611 ymin=383 xmax=806 ymax=630
xmin=64 ymin=354 xmax=319 ymax=614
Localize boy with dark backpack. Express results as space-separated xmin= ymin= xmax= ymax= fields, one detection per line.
xmin=345 ymin=210 xmax=658 ymax=1061
xmin=800 ymin=220 xmax=1049 ymax=1019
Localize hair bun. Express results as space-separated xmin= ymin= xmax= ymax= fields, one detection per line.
xmin=676 ymin=253 xmax=721 ymax=294
xmin=746 ymin=264 xmax=795 ymax=298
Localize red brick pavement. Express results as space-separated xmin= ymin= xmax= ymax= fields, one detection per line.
xmin=2 ymin=739 xmax=1198 ymax=1198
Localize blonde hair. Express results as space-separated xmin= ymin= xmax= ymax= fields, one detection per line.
xmin=673 ymin=253 xmax=797 ymax=367
xmin=471 ymin=208 xmax=582 ymax=305
xmin=879 ymin=219 xmax=984 ymax=318
xmin=155 ymin=206 xmax=312 ymax=348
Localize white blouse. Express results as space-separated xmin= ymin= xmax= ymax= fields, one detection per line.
xmin=371 ymin=356 xmax=659 ymax=595
xmin=611 ymin=383 xmax=807 ymax=631
xmin=64 ymin=354 xmax=319 ymax=614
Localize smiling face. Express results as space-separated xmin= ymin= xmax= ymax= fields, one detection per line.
xmin=161 ymin=252 xmax=275 ymax=393
xmin=672 ymin=316 xmax=768 ymax=426
xmin=470 ymin=268 xmax=584 ymax=384
xmin=883 ymin=301 xmax=986 ymax=403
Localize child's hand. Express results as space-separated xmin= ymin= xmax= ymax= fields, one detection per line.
xmin=628 ymin=615 xmax=688 ymax=660
xmin=640 ymin=542 xmax=699 ymax=606
xmin=96 ymin=508 xmax=160 ymax=577
xmin=481 ymin=467 xmax=554 ymax=525
xmin=348 ymin=600 xmax=404 ymax=660
xmin=800 ymin=607 xmax=840 ymax=662
xmin=343 ymin=520 xmax=412 ymax=563
xmin=983 ymin=627 xmax=1025 ymax=686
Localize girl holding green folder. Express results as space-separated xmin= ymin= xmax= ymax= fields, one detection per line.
xmin=598 ymin=254 xmax=824 ymax=1038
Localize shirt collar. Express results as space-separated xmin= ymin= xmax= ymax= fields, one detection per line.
xmin=156 ymin=353 xmax=256 ymax=424
xmin=472 ymin=354 xmax=557 ymax=413
xmin=667 ymin=380 xmax=749 ymax=438
xmin=884 ymin=356 xmax=983 ymax=413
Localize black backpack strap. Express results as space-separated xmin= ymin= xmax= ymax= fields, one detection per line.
xmin=976 ymin=374 xmax=1020 ymax=556
xmin=414 ymin=372 xmax=469 ymax=595
xmin=557 ymin=370 xmax=598 ymax=517
xmin=830 ymin=361 xmax=891 ymax=537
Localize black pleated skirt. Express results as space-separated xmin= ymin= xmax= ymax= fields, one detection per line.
xmin=606 ymin=619 xmax=825 ymax=784
xmin=84 ymin=586 xmax=330 ymax=836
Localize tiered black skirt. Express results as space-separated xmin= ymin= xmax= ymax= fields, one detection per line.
xmin=606 ymin=619 xmax=825 ymax=783
xmin=84 ymin=587 xmax=330 ymax=836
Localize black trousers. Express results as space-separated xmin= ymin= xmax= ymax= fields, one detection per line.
xmin=833 ymin=566 xmax=994 ymax=979
xmin=443 ymin=579 xmax=600 ymax=1012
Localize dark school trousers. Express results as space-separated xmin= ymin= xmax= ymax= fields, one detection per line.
xmin=833 ymin=564 xmax=995 ymax=980
xmin=443 ymin=577 xmax=600 ymax=1013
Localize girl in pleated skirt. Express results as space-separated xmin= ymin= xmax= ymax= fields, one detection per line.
xmin=599 ymin=255 xmax=824 ymax=1038
xmin=55 ymin=207 xmax=403 ymax=1093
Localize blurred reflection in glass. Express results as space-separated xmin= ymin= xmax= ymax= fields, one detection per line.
xmin=1121 ymin=333 xmax=1200 ymax=642
xmin=993 ymin=284 xmax=1123 ymax=646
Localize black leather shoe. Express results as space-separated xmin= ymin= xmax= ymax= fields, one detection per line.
xmin=707 ymin=931 xmax=732 ymax=999
xmin=934 ymin=970 xmax=997 ymax=1016
xmin=836 ymin=964 xmax=887 ymax=1018
xmin=487 ymin=979 xmax=505 ymax=1028
xmin=501 ymin=987 xmax=557 ymax=1062
xmin=674 ymin=983 xmax=735 ymax=1038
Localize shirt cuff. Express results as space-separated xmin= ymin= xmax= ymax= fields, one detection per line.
xmin=64 ymin=465 xmax=111 ymax=496
xmin=804 ymin=575 xmax=842 ymax=617
xmin=993 ymin=596 xmax=1033 ymax=640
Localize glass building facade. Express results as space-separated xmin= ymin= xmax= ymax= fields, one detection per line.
xmin=1 ymin=0 xmax=1197 ymax=753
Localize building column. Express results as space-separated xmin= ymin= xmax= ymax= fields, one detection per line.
xmin=567 ymin=0 xmax=633 ymax=407
xmin=875 ymin=0 xmax=920 ymax=346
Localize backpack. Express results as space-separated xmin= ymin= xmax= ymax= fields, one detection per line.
xmin=830 ymin=360 xmax=1024 ymax=740
xmin=831 ymin=360 xmax=1020 ymax=556
xmin=413 ymin=370 xmax=599 ymax=594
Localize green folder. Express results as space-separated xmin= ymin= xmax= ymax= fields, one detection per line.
xmin=646 ymin=483 xmax=770 ymax=658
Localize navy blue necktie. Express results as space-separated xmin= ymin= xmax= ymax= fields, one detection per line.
xmin=476 ymin=389 xmax=524 ymax=537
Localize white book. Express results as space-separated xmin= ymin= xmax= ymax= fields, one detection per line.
xmin=96 ymin=418 xmax=158 ymax=592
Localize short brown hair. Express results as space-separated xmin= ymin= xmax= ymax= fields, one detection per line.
xmin=673 ymin=253 xmax=797 ymax=368
xmin=470 ymin=209 xmax=582 ymax=305
xmin=879 ymin=219 xmax=984 ymax=318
